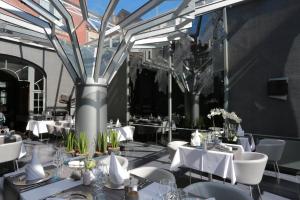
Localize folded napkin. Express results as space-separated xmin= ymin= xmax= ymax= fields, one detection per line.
xmin=191 ymin=130 xmax=202 ymax=146
xmin=26 ymin=146 xmax=45 ymax=181
xmin=116 ymin=119 xmax=121 ymax=127
xmin=237 ymin=124 xmax=244 ymax=136
xmin=68 ymin=160 xmax=84 ymax=168
xmin=109 ymin=153 xmax=129 ymax=186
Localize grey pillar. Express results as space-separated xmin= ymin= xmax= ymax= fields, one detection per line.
xmin=223 ymin=7 xmax=229 ymax=111
xmin=168 ymin=56 xmax=172 ymax=143
xmin=75 ymin=78 xmax=107 ymax=157
xmin=192 ymin=94 xmax=200 ymax=127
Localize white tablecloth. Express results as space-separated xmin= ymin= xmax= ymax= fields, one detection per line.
xmin=26 ymin=120 xmax=55 ymax=137
xmin=111 ymin=126 xmax=135 ymax=141
xmin=170 ymin=146 xmax=236 ymax=184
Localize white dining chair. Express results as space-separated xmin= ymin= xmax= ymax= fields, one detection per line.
xmin=167 ymin=141 xmax=188 ymax=161
xmin=184 ymin=181 xmax=252 ymax=200
xmin=0 ymin=141 xmax=22 ymax=171
xmin=256 ymin=139 xmax=286 ymax=182
xmin=233 ymin=152 xmax=268 ymax=198
xmin=129 ymin=166 xmax=175 ymax=183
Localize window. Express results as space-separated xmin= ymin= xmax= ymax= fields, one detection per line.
xmin=33 ymin=91 xmax=43 ymax=114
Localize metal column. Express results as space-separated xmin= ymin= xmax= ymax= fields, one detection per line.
xmin=126 ymin=55 xmax=130 ymax=124
xmin=168 ymin=48 xmax=173 ymax=143
xmin=223 ymin=7 xmax=229 ymax=111
xmin=75 ymin=78 xmax=107 ymax=157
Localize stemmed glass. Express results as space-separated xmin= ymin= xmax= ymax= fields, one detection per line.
xmin=53 ymin=148 xmax=63 ymax=179
xmin=158 ymin=179 xmax=178 ymax=199
xmin=93 ymin=161 xmax=109 ymax=199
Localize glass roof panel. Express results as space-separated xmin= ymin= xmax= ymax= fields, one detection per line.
xmin=87 ymin=0 xmax=149 ymax=18
xmin=141 ymin=0 xmax=182 ymax=20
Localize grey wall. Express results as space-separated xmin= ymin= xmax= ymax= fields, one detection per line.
xmin=0 ymin=39 xmax=74 ymax=111
xmin=227 ymin=0 xmax=300 ymax=138
xmin=107 ymin=62 xmax=127 ymax=123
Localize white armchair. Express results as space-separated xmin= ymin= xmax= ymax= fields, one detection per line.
xmin=167 ymin=141 xmax=188 ymax=161
xmin=129 ymin=166 xmax=175 ymax=183
xmin=256 ymin=139 xmax=286 ymax=181
xmin=233 ymin=152 xmax=268 ymax=198
xmin=0 ymin=141 xmax=22 ymax=170
xmin=184 ymin=182 xmax=252 ymax=200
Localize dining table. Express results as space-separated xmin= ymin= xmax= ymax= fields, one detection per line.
xmin=170 ymin=144 xmax=242 ymax=184
xmin=3 ymin=161 xmax=205 ymax=200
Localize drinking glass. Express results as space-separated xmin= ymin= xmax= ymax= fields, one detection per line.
xmin=159 ymin=179 xmax=178 ymax=199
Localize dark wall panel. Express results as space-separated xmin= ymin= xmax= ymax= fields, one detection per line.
xmin=227 ymin=0 xmax=300 ymax=138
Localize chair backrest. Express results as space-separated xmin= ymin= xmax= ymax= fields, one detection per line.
xmin=256 ymin=139 xmax=286 ymax=162
xmin=184 ymin=182 xmax=252 ymax=200
xmin=129 ymin=166 xmax=175 ymax=183
xmin=167 ymin=141 xmax=188 ymax=160
xmin=0 ymin=141 xmax=22 ymax=163
xmin=233 ymin=152 xmax=268 ymax=185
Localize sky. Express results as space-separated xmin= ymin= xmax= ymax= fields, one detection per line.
xmin=87 ymin=0 xmax=182 ymax=20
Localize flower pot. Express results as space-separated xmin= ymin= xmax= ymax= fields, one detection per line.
xmin=83 ymin=170 xmax=95 ymax=185
xmin=108 ymin=147 xmax=120 ymax=155
xmin=94 ymin=151 xmax=108 ymax=157
xmin=65 ymin=149 xmax=75 ymax=157
xmin=75 ymin=152 xmax=89 ymax=157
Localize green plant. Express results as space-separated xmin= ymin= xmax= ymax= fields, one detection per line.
xmin=76 ymin=132 xmax=89 ymax=154
xmin=65 ymin=132 xmax=76 ymax=152
xmin=109 ymin=130 xmax=119 ymax=149
xmin=96 ymin=132 xmax=108 ymax=153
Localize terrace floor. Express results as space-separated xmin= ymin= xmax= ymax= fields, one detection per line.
xmin=0 ymin=139 xmax=299 ymax=200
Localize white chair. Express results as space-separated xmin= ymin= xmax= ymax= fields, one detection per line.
xmin=0 ymin=141 xmax=22 ymax=170
xmin=256 ymin=139 xmax=286 ymax=182
xmin=129 ymin=166 xmax=175 ymax=183
xmin=167 ymin=141 xmax=188 ymax=160
xmin=184 ymin=182 xmax=252 ymax=200
xmin=97 ymin=155 xmax=128 ymax=170
xmin=233 ymin=152 xmax=268 ymax=198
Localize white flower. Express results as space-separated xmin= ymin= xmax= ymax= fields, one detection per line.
xmin=207 ymin=108 xmax=242 ymax=123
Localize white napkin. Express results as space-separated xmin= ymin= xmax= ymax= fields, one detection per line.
xmin=191 ymin=130 xmax=202 ymax=146
xmin=26 ymin=146 xmax=45 ymax=181
xmin=237 ymin=124 xmax=244 ymax=136
xmin=109 ymin=153 xmax=129 ymax=186
xmin=116 ymin=119 xmax=121 ymax=127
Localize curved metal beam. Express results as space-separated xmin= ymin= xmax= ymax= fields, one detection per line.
xmin=93 ymin=0 xmax=119 ymax=82
xmin=50 ymin=0 xmax=86 ymax=81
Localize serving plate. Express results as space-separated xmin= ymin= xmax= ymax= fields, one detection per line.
xmin=13 ymin=172 xmax=52 ymax=186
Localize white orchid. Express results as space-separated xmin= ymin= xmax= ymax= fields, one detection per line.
xmin=207 ymin=108 xmax=242 ymax=123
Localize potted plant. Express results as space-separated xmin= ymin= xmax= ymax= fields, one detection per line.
xmin=75 ymin=132 xmax=89 ymax=156
xmin=65 ymin=131 xmax=76 ymax=156
xmin=95 ymin=132 xmax=108 ymax=156
xmin=108 ymin=130 xmax=120 ymax=154
xmin=83 ymin=159 xmax=96 ymax=185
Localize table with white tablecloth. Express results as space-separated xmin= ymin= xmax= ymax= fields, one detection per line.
xmin=110 ymin=126 xmax=135 ymax=141
xmin=26 ymin=120 xmax=55 ymax=137
xmin=26 ymin=120 xmax=74 ymax=138
xmin=170 ymin=146 xmax=237 ymax=184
